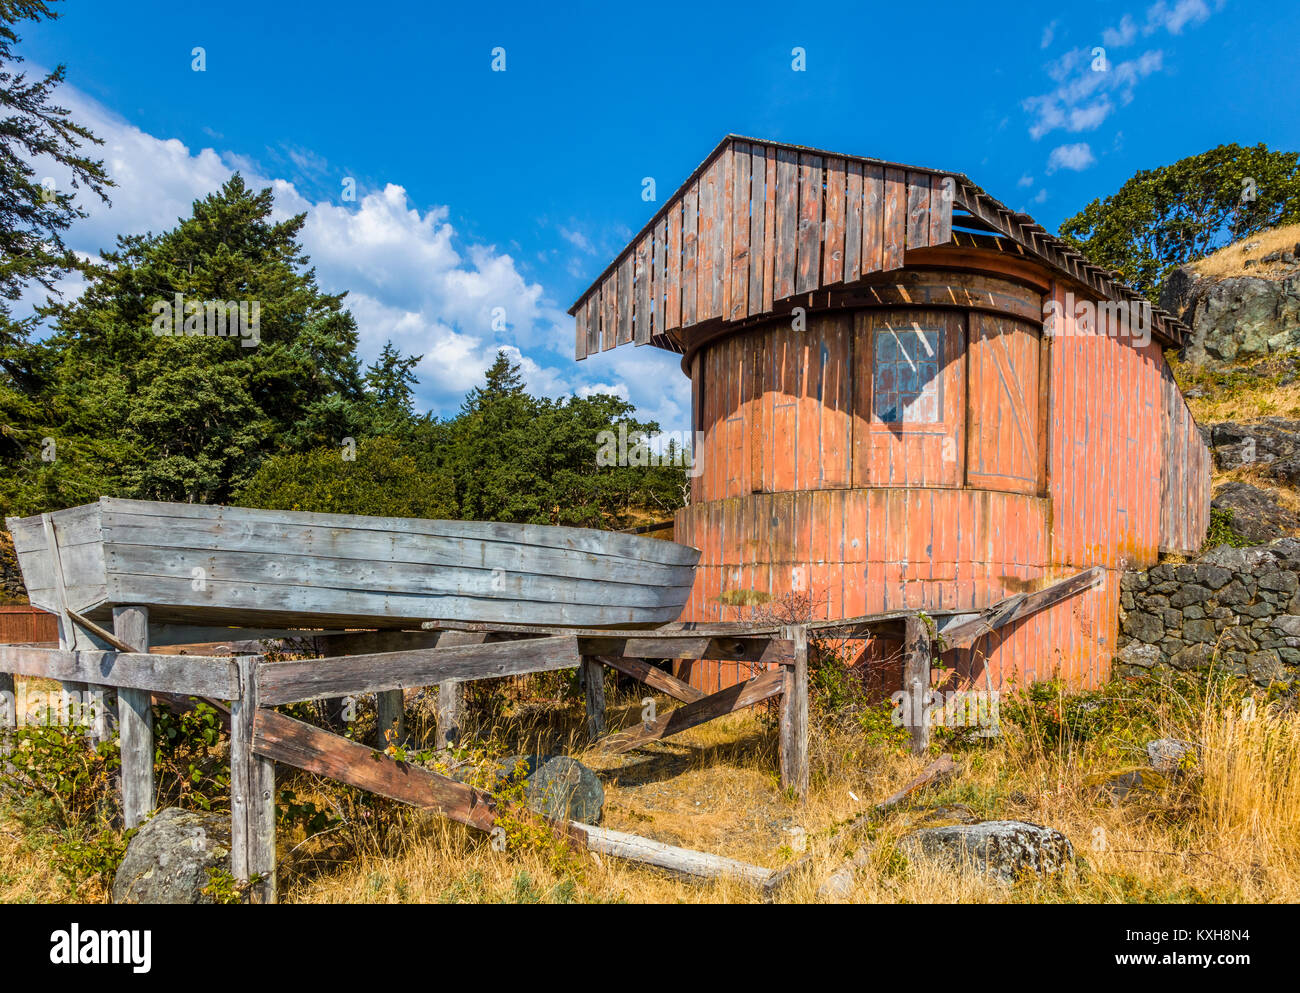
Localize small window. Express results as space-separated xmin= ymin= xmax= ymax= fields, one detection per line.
xmin=873 ymin=324 xmax=943 ymax=423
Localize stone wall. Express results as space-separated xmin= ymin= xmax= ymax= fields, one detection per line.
xmin=1116 ymin=538 xmax=1300 ymax=686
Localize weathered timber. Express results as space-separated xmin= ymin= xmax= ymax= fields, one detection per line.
xmin=939 ymin=567 xmax=1103 ymax=650
xmin=571 ymin=823 xmax=772 ymax=886
xmin=778 ymin=625 xmax=809 ymax=798
xmin=7 ymin=497 xmax=699 ymax=631
xmin=375 ymin=690 xmax=406 ymax=749
xmin=577 ymin=635 xmax=793 ymax=663
xmin=253 ymin=708 xmax=498 ymax=831
xmin=877 ymin=753 xmax=959 ymax=810
xmin=0 ymin=670 xmax=14 ymax=732
xmin=903 ymin=615 xmax=932 ymax=755
xmin=113 ymin=606 xmax=154 ymax=830
xmin=256 ymin=635 xmax=582 ymax=706
xmin=231 ymin=655 xmax=276 ymax=903
xmin=600 ymin=667 xmax=784 ymax=753
xmin=0 ymin=645 xmax=239 ymax=698
xmin=581 ymin=657 xmax=605 ymax=740
xmin=594 ymin=655 xmax=704 ymax=703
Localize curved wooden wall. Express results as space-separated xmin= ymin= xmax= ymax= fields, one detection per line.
xmin=673 ymin=250 xmax=1210 ymax=692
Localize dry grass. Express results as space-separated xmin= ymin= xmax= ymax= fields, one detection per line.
xmin=1190 ymin=224 xmax=1300 ymax=281
xmin=4 ymin=670 xmax=1298 ymax=904
xmin=1170 ymin=349 xmax=1300 ymax=423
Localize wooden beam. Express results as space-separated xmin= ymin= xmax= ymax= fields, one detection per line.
xmin=595 ymin=655 xmax=704 ymax=703
xmin=253 ymin=708 xmax=498 ymax=831
xmin=256 ymin=635 xmax=582 ymax=706
xmin=600 ymin=667 xmax=784 ymax=754
xmin=778 ymin=626 xmax=808 ymax=798
xmin=581 ymin=657 xmax=605 ymax=741
xmin=0 ymin=645 xmax=239 ymax=699
xmin=577 ymin=635 xmax=793 ymax=664
xmin=113 ymin=606 xmax=154 ymax=830
xmin=939 ymin=567 xmax=1103 ymax=650
xmin=903 ymin=615 xmax=931 ymax=755
xmin=0 ymin=670 xmax=14 ymax=732
xmin=375 ymin=690 xmax=406 ymax=749
xmin=570 ymin=823 xmax=772 ymax=886
xmin=231 ymin=655 xmax=276 ymax=903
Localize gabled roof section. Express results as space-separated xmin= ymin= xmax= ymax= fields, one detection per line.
xmin=569 ymin=135 xmax=1188 ymax=359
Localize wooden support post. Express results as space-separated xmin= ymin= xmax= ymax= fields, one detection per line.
xmin=231 ymin=655 xmax=276 ymax=904
xmin=778 ymin=625 xmax=808 ymax=799
xmin=374 ymin=689 xmax=406 ymax=749
xmin=903 ymin=614 xmax=932 ymax=755
xmin=1 ymin=670 xmax=14 ymax=731
xmin=436 ymin=680 xmax=463 ymax=750
xmin=581 ymin=656 xmax=605 ymax=741
xmin=112 ymin=606 xmax=154 ymax=829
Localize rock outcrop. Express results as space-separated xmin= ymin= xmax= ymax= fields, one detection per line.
xmin=112 ymin=808 xmax=233 ymax=905
xmin=898 ymin=820 xmax=1074 ymax=883
xmin=1160 ymin=260 xmax=1300 ymax=366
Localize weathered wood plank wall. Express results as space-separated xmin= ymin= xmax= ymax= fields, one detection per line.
xmin=572 ymin=138 xmax=953 ymax=358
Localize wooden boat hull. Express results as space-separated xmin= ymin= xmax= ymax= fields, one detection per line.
xmin=6 ymin=498 xmax=700 ymax=631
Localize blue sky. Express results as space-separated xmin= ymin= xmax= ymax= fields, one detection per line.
xmin=16 ymin=0 xmax=1300 ymax=431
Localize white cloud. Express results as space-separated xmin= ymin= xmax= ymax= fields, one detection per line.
xmin=1018 ymin=173 xmax=1035 ymax=187
xmin=1040 ymin=20 xmax=1058 ymax=49
xmin=1103 ymin=14 xmax=1138 ymax=47
xmin=1025 ymin=48 xmax=1163 ymax=140
xmin=577 ymin=382 xmax=630 ymax=401
xmin=1046 ymin=142 xmax=1097 ymax=172
xmin=1144 ymin=0 xmax=1212 ymax=35
xmin=15 ymin=73 xmax=652 ymax=417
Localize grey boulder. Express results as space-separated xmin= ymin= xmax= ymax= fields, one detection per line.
xmin=898 ymin=820 xmax=1074 ymax=883
xmin=112 ymin=808 xmax=232 ymax=905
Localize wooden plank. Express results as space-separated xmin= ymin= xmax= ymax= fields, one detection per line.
xmin=571 ymin=823 xmax=771 ymax=886
xmin=882 ymin=166 xmax=905 ymax=270
xmin=861 ymin=164 xmax=884 ymax=275
xmin=581 ymin=657 xmax=605 ymax=740
xmin=585 ymin=293 xmax=600 ymax=356
xmin=747 ymin=144 xmax=766 ymax=317
xmin=594 ymin=654 xmax=705 ymax=703
xmin=0 ymin=670 xmax=13 ymax=732
xmin=375 ymin=690 xmax=406 ymax=749
xmin=905 ymin=171 xmax=931 ymax=250
xmin=253 ymin=708 xmax=498 ymax=831
xmin=575 ymin=297 xmax=587 ymax=360
xmin=652 ymin=215 xmax=667 ymax=338
xmin=778 ymin=625 xmax=808 ymax=797
xmin=600 ymin=667 xmax=784 ymax=753
xmin=437 ymin=679 xmax=463 ymax=749
xmin=762 ymin=146 xmax=777 ymax=311
xmin=113 ymin=606 xmax=154 ymax=830
xmin=718 ymin=144 xmax=734 ymax=321
xmin=633 ymin=234 xmax=651 ymax=345
xmin=617 ymin=255 xmax=634 ymax=345
xmin=795 ymin=153 xmax=823 ymax=294
xmin=930 ymin=173 xmax=952 ymax=244
xmin=681 ymin=181 xmax=699 ymax=325
xmin=600 ymin=273 xmax=615 ymax=351
xmin=773 ymin=148 xmax=798 ymax=300
xmin=844 ymin=161 xmax=863 ymax=281
xmin=822 ymin=157 xmax=846 ymax=284
xmin=256 ymin=635 xmax=582 ymax=706
xmin=231 ymin=654 xmax=275 ymax=903
xmin=728 ymin=141 xmax=750 ymax=321
xmin=665 ymin=200 xmax=682 ymax=331
xmin=0 ymin=645 xmax=239 ymax=698
xmin=940 ymin=567 xmax=1103 ymax=650
xmin=903 ymin=614 xmax=931 ymax=755
xmin=576 ymin=635 xmax=792 ymax=664
xmin=697 ymin=161 xmax=717 ymax=322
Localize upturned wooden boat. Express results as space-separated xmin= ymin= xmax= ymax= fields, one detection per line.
xmin=5 ymin=498 xmax=700 ymax=630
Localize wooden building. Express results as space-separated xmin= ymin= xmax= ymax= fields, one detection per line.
xmin=570 ymin=136 xmax=1210 ymax=692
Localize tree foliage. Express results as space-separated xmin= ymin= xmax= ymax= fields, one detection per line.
xmin=1058 ymin=143 xmax=1300 ymax=299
